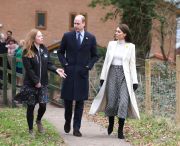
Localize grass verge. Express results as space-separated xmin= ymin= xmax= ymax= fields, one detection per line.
xmin=126 ymin=114 xmax=180 ymax=146
xmin=0 ymin=108 xmax=65 ymax=146
xmin=84 ymin=107 xmax=180 ymax=146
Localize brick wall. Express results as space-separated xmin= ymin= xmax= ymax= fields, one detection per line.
xmin=0 ymin=0 xmax=118 ymax=47
xmin=0 ymin=0 xmax=176 ymax=59
xmin=150 ymin=2 xmax=176 ymax=60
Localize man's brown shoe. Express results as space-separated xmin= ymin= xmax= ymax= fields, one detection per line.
xmin=36 ymin=121 xmax=45 ymax=133
xmin=73 ymin=129 xmax=82 ymax=137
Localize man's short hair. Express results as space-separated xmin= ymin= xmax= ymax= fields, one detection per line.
xmin=7 ymin=30 xmax=12 ymax=35
xmin=76 ymin=15 xmax=85 ymax=23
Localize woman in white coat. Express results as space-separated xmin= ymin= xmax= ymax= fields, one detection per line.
xmin=89 ymin=24 xmax=140 ymax=139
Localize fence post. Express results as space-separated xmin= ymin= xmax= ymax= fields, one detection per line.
xmin=2 ymin=54 xmax=8 ymax=105
xmin=176 ymin=55 xmax=180 ymax=126
xmin=11 ymin=56 xmax=16 ymax=99
xmin=145 ymin=59 xmax=152 ymax=115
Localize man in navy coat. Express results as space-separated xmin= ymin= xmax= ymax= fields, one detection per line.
xmin=57 ymin=15 xmax=99 ymax=137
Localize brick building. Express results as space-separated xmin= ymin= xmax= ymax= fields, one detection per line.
xmin=0 ymin=0 xmax=178 ymax=60
xmin=0 ymin=0 xmax=118 ymax=47
xmin=151 ymin=2 xmax=177 ymax=61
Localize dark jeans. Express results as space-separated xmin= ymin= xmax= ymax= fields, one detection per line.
xmin=64 ymin=100 xmax=84 ymax=130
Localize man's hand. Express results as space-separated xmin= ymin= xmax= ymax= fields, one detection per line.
xmin=56 ymin=68 xmax=67 ymax=78
xmin=85 ymin=65 xmax=90 ymax=70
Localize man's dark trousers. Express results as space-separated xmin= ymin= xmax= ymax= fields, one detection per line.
xmin=64 ymin=99 xmax=84 ymax=130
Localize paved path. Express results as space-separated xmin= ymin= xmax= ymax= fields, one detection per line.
xmin=44 ymin=104 xmax=132 ymax=146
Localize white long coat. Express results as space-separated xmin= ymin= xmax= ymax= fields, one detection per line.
xmin=89 ymin=41 xmax=140 ymax=119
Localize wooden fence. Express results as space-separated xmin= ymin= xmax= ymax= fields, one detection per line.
xmin=176 ymin=55 xmax=180 ymax=126
xmin=1 ymin=53 xmax=180 ymax=125
xmin=0 ymin=54 xmax=64 ymax=106
xmin=0 ymin=54 xmax=101 ymax=107
xmin=145 ymin=55 xmax=180 ymax=126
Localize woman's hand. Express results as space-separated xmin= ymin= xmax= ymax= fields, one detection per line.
xmin=133 ymin=84 xmax=138 ymax=91
xmin=56 ymin=68 xmax=67 ymax=78
xmin=35 ymin=82 xmax=41 ymax=88
xmin=100 ymin=80 xmax=104 ymax=87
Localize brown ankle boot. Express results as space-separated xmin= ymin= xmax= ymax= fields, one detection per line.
xmin=118 ymin=118 xmax=125 ymax=139
xmin=107 ymin=116 xmax=114 ymax=135
xmin=29 ymin=129 xmax=35 ymax=138
xmin=36 ymin=121 xmax=45 ymax=133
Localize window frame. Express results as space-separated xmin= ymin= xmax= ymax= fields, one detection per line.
xmin=35 ymin=10 xmax=47 ymax=30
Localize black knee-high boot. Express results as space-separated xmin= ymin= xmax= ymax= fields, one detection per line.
xmin=118 ymin=118 xmax=125 ymax=139
xmin=107 ymin=116 xmax=114 ymax=135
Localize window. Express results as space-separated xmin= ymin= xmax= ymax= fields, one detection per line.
xmin=35 ymin=11 xmax=47 ymax=29
xmin=69 ymin=12 xmax=87 ymax=31
xmin=69 ymin=13 xmax=76 ymax=31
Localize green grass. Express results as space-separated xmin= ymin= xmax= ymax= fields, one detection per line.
xmin=125 ymin=114 xmax=180 ymax=146
xmin=96 ymin=112 xmax=180 ymax=146
xmin=0 ymin=108 xmax=65 ymax=146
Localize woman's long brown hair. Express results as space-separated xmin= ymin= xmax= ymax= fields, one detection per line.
xmin=118 ymin=24 xmax=132 ymax=43
xmin=23 ymin=29 xmax=39 ymax=58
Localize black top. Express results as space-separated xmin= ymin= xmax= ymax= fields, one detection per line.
xmin=23 ymin=44 xmax=57 ymax=87
xmin=0 ymin=42 xmax=7 ymax=54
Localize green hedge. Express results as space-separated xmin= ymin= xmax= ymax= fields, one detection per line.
xmin=97 ymin=46 xmax=107 ymax=59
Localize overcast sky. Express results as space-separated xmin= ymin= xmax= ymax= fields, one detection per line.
xmin=176 ymin=0 xmax=180 ymax=48
xmin=177 ymin=17 xmax=180 ymax=48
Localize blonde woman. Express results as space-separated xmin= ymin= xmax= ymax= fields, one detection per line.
xmin=22 ymin=29 xmax=66 ymax=137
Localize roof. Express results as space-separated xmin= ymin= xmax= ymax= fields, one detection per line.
xmin=47 ymin=41 xmax=105 ymax=52
xmin=48 ymin=41 xmax=60 ymax=52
